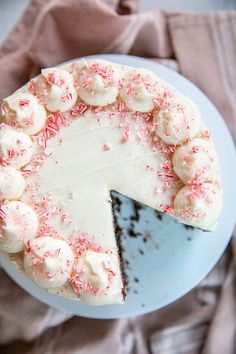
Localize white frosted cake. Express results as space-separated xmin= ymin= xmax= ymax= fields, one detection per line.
xmin=0 ymin=59 xmax=222 ymax=306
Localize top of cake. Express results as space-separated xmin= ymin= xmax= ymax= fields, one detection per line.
xmin=0 ymin=59 xmax=222 ymax=306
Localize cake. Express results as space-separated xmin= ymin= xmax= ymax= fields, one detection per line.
xmin=0 ymin=59 xmax=223 ymax=306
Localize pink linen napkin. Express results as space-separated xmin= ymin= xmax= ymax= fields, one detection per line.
xmin=0 ymin=1 xmax=235 ymax=353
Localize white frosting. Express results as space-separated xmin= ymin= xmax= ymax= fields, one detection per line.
xmin=20 ymin=110 xmax=180 ymax=304
xmin=173 ymin=184 xmax=223 ymax=230
xmin=0 ymin=166 xmax=25 ymax=201
xmin=35 ymin=68 xmax=78 ymax=112
xmin=155 ymin=96 xmax=202 ymax=145
xmin=24 ymin=237 xmax=74 ymax=288
xmin=77 ymin=60 xmax=119 ymax=106
xmin=120 ymin=68 xmax=159 ymax=112
xmin=0 ymin=201 xmax=38 ymax=253
xmin=71 ymin=250 xmax=120 ymax=305
xmin=0 ymin=124 xmax=33 ymax=168
xmin=172 ymin=138 xmax=220 ymax=184
xmin=2 ymin=93 xmax=47 ymax=135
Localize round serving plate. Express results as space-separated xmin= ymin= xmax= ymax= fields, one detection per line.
xmin=0 ymin=54 xmax=236 ymax=319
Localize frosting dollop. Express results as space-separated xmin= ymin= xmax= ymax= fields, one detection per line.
xmin=0 ymin=166 xmax=25 ymax=201
xmin=173 ymin=184 xmax=223 ymax=230
xmin=24 ymin=237 xmax=74 ymax=288
xmin=2 ymin=93 xmax=47 ymax=135
xmin=70 ymin=250 xmax=118 ymax=305
xmin=172 ymin=138 xmax=220 ymax=185
xmin=0 ymin=124 xmax=33 ymax=168
xmin=120 ymin=68 xmax=161 ymax=112
xmin=35 ymin=68 xmax=78 ymax=112
xmin=155 ymin=96 xmax=202 ymax=145
xmin=0 ymin=201 xmax=38 ymax=253
xmin=77 ymin=60 xmax=119 ymax=106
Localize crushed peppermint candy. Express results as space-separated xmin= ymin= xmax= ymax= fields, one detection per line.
xmin=1 ymin=105 xmax=8 ymax=116
xmin=122 ymin=130 xmax=130 ymax=143
xmin=0 ymin=208 xmax=7 ymax=220
xmin=19 ymin=99 xmax=30 ymax=107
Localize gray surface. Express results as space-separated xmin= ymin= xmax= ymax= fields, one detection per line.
xmin=0 ymin=0 xmax=236 ymax=44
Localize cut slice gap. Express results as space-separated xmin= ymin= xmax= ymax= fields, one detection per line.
xmin=111 ymin=190 xmax=167 ymax=297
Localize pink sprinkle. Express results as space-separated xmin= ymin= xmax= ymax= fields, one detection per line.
xmin=0 ymin=208 xmax=6 ymax=220
xmin=162 ymin=160 xmax=171 ymax=170
xmin=192 ymin=145 xmax=200 ymax=153
xmin=104 ymin=143 xmax=111 ymax=151
xmin=164 ymin=173 xmax=174 ymax=178
xmin=48 ymin=112 xmax=65 ymax=126
xmin=188 ymin=177 xmax=203 ymax=186
xmin=157 ymin=172 xmax=174 ymax=179
xmin=19 ymin=99 xmax=30 ymax=107
xmin=83 ymin=77 xmax=93 ymax=89
xmin=77 ymin=102 xmax=88 ymax=115
xmin=46 ymin=123 xmax=59 ymax=136
xmin=56 ymin=248 xmax=61 ymax=255
xmin=163 ymin=204 xmax=173 ymax=214
xmin=26 ymin=240 xmax=31 ymax=253
xmin=22 ymin=164 xmax=32 ymax=176
xmin=34 ymin=259 xmax=44 ymax=266
xmin=7 ymin=149 xmax=15 ymax=158
xmin=47 ymin=72 xmax=56 ymax=84
xmin=28 ymin=80 xmax=36 ymax=94
xmin=118 ymin=101 xmax=126 ymax=112
xmin=0 ymin=157 xmax=10 ymax=166
xmin=1 ymin=105 xmax=7 ymax=116
xmin=153 ymin=98 xmax=161 ymax=106
xmin=169 ymin=146 xmax=176 ymax=153
xmin=70 ymin=109 xmax=79 ymax=117
xmin=95 ymin=106 xmax=103 ymax=113
xmin=122 ymin=130 xmax=130 ymax=143
xmin=62 ymin=93 xmax=73 ymax=102
xmin=61 ymin=213 xmax=72 ymax=224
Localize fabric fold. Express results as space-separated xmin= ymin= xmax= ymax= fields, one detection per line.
xmin=0 ymin=1 xmax=235 ymax=353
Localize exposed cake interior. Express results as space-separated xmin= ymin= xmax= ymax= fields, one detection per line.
xmin=0 ymin=59 xmax=223 ymax=306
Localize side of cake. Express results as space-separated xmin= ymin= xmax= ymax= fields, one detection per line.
xmin=0 ymin=59 xmax=223 ymax=305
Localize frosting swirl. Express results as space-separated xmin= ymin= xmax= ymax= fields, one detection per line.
xmin=0 ymin=201 xmax=38 ymax=253
xmin=172 ymin=138 xmax=220 ymax=185
xmin=155 ymin=96 xmax=202 ymax=145
xmin=120 ymin=68 xmax=161 ymax=112
xmin=70 ymin=250 xmax=118 ymax=305
xmin=77 ymin=60 xmax=119 ymax=106
xmin=24 ymin=237 xmax=74 ymax=288
xmin=2 ymin=93 xmax=47 ymax=135
xmin=35 ymin=68 xmax=78 ymax=112
xmin=173 ymin=184 xmax=223 ymax=230
xmin=0 ymin=124 xmax=33 ymax=168
xmin=0 ymin=166 xmax=25 ymax=201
